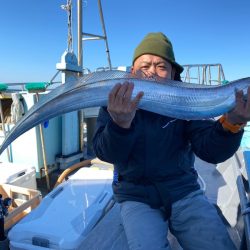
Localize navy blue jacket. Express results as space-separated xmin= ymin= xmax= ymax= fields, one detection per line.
xmin=93 ymin=107 xmax=243 ymax=216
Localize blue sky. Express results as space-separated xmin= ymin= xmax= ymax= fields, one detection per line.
xmin=0 ymin=0 xmax=249 ymax=83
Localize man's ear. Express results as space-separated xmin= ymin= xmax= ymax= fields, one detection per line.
xmin=131 ymin=66 xmax=134 ymax=74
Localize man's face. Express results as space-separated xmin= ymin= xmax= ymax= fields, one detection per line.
xmin=132 ymin=54 xmax=174 ymax=80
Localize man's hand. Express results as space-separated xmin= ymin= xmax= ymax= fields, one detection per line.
xmin=107 ymin=81 xmax=144 ymax=128
xmin=226 ymin=87 xmax=250 ymax=124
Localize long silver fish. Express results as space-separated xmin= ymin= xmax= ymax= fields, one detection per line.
xmin=0 ymin=70 xmax=250 ymax=155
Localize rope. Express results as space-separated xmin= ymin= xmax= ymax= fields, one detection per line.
xmin=61 ymin=0 xmax=73 ymax=52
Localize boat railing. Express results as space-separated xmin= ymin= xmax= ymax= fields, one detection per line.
xmin=1 ymin=71 xmax=62 ymax=93
xmin=181 ymin=63 xmax=226 ymax=85
xmin=95 ymin=67 xmax=118 ymax=72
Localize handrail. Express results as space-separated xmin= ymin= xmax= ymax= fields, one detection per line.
xmin=54 ymin=159 xmax=92 ymax=188
xmin=53 ymin=158 xmax=114 ymax=189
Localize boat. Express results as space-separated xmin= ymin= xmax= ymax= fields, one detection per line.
xmin=2 ymin=150 xmax=249 ymax=249
xmin=0 ymin=1 xmax=250 ymax=249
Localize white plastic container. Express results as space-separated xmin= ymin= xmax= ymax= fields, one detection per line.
xmin=0 ymin=162 xmax=37 ymax=189
xmin=8 ymin=167 xmax=113 ymax=250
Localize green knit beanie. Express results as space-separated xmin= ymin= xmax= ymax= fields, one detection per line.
xmin=132 ymin=32 xmax=183 ymax=74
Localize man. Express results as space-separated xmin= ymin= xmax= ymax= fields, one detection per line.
xmin=93 ymin=32 xmax=247 ymax=250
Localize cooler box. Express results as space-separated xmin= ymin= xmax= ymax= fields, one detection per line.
xmin=0 ymin=162 xmax=37 ymax=189
xmin=8 ymin=166 xmax=114 ymax=250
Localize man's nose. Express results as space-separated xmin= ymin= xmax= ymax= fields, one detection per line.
xmin=147 ymin=66 xmax=156 ymax=76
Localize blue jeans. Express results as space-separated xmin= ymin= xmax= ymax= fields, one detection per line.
xmin=120 ymin=190 xmax=236 ymax=250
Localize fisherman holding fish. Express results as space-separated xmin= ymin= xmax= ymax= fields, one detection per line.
xmin=93 ymin=33 xmax=248 ymax=250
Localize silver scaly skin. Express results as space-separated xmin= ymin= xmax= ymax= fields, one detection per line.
xmin=0 ymin=70 xmax=250 ymax=155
